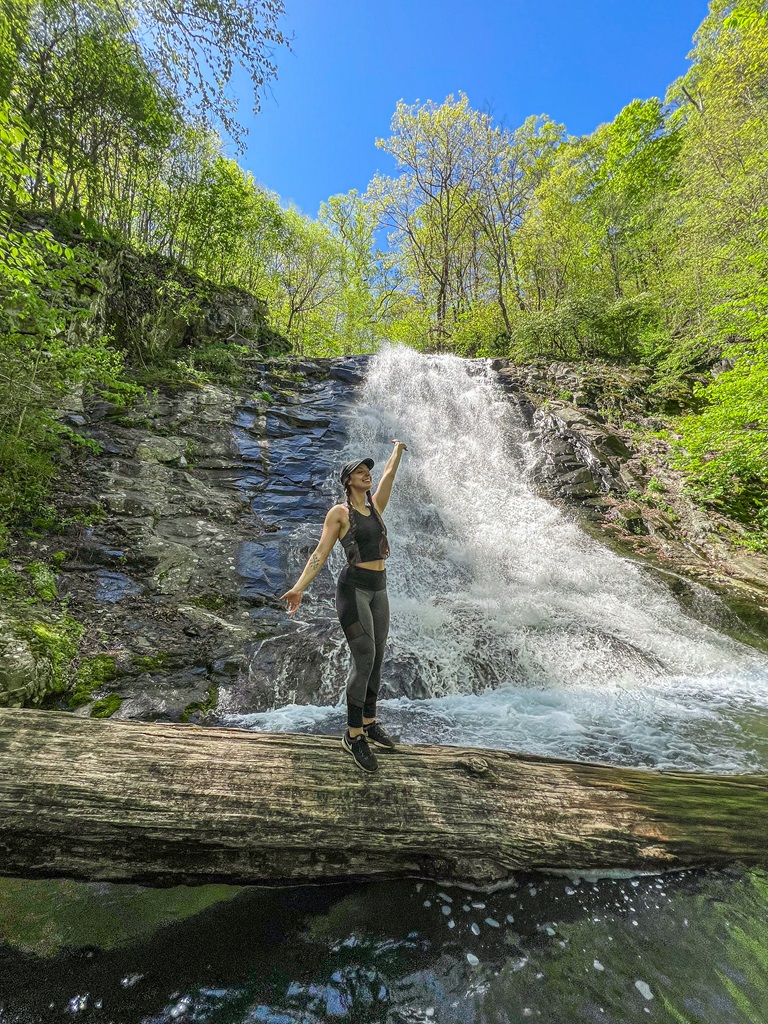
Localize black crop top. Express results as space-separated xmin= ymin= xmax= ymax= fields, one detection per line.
xmin=340 ymin=504 xmax=388 ymax=564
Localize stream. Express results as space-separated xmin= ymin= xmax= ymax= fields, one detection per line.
xmin=2 ymin=346 xmax=767 ymax=1023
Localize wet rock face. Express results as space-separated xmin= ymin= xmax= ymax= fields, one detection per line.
xmin=494 ymin=361 xmax=643 ymax=504
xmin=493 ymin=359 xmax=768 ymax=616
xmin=530 ymin=403 xmax=650 ymax=503
xmin=26 ymin=357 xmax=371 ymax=721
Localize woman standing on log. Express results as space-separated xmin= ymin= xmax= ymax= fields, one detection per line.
xmin=281 ymin=441 xmax=407 ymax=773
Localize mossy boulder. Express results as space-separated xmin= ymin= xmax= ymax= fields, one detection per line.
xmin=0 ymin=622 xmax=52 ymax=707
xmin=0 ymin=612 xmax=82 ymax=708
xmin=69 ymin=654 xmax=119 ymax=709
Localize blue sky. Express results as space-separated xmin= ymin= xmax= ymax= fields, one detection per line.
xmin=231 ymin=0 xmax=708 ymax=216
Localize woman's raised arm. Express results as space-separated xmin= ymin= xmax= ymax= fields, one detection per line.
xmin=372 ymin=440 xmax=407 ymax=513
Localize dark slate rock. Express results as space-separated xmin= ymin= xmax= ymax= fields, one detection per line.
xmin=237 ymin=539 xmax=285 ymax=598
xmin=94 ymin=570 xmax=142 ymax=603
xmin=269 ymin=406 xmax=332 ymax=429
xmin=329 ymin=363 xmax=365 ymax=384
xmin=264 ymin=415 xmax=297 ymax=438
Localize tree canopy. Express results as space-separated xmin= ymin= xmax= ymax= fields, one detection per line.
xmin=1 ymin=0 xmax=768 ymax=543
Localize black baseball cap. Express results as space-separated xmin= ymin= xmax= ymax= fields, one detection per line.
xmin=339 ymin=458 xmax=374 ymax=483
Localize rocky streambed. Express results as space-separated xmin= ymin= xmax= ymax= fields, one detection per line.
xmin=2 ymin=354 xmax=767 ymax=719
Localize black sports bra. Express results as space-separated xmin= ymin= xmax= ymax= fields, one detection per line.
xmin=339 ymin=504 xmax=389 ymax=564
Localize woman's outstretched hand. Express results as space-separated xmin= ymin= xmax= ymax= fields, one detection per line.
xmin=391 ymin=439 xmax=408 ymax=452
xmin=280 ymin=588 xmax=303 ymax=615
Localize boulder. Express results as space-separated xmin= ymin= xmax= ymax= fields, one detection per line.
xmin=0 ymin=617 xmax=58 ymax=708
xmin=135 ymin=436 xmax=188 ymax=465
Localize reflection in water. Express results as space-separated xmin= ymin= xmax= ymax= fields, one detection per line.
xmin=1 ymin=870 xmax=767 ymax=1023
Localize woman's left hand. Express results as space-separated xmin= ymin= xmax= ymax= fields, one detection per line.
xmin=391 ymin=439 xmax=408 ymax=452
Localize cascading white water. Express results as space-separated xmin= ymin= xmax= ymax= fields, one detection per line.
xmin=235 ymin=346 xmax=768 ymax=771
xmin=358 ymin=348 xmax=756 ymax=684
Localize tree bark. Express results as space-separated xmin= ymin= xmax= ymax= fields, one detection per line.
xmin=1 ymin=708 xmax=766 ymax=889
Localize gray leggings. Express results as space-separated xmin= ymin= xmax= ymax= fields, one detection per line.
xmin=335 ymin=565 xmax=390 ymax=728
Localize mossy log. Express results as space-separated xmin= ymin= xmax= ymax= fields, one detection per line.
xmin=1 ymin=708 xmax=767 ymax=888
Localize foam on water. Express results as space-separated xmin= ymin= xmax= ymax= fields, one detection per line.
xmin=232 ymin=346 xmax=768 ymax=772
xmin=226 ymin=663 xmax=768 ymax=773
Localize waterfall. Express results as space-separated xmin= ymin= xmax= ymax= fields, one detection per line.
xmin=231 ymin=346 xmax=768 ymax=773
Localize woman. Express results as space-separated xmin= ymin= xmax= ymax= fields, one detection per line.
xmin=281 ymin=440 xmax=407 ymax=772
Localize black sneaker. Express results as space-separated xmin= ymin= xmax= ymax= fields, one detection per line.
xmin=364 ymin=720 xmax=397 ymax=749
xmin=342 ymin=730 xmax=378 ymax=773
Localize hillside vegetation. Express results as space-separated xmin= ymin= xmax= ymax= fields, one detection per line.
xmin=1 ymin=0 xmax=767 ymax=545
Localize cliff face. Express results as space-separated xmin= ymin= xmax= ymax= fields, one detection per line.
xmin=87 ymin=243 xmax=289 ymax=360
xmin=0 ymin=357 xmax=362 ymax=716
xmin=16 ymin=212 xmax=291 ymax=364
xmin=2 ymin=355 xmax=767 ymax=717
xmin=495 ymin=360 xmax=768 ymax=616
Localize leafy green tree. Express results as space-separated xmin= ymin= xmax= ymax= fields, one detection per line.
xmin=471 ymin=114 xmax=564 ymax=335
xmin=121 ymin=0 xmax=289 ymax=144
xmin=655 ymin=1 xmax=768 ymax=537
xmin=0 ymin=0 xmax=29 ymax=97
xmin=262 ymin=207 xmax=347 ymax=354
xmin=320 ymin=190 xmax=393 ymax=349
xmin=586 ymin=98 xmax=680 ymax=301
xmin=10 ymin=0 xmax=289 ymax=146
xmin=660 ymin=0 xmax=768 ymax=366
xmin=14 ymin=2 xmax=179 ymax=217
xmin=175 ymin=154 xmax=285 ymax=287
xmin=0 ymin=100 xmax=129 ymax=526
xmin=367 ymin=93 xmax=488 ymax=345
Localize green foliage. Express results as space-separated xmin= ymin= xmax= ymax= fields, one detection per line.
xmin=451 ymin=303 xmax=509 ymax=358
xmin=181 ymin=684 xmax=219 ymax=722
xmin=667 ymin=199 xmax=768 ymax=539
xmin=24 ymin=560 xmax=58 ymax=601
xmin=69 ymin=654 xmax=118 ymax=709
xmin=673 ymin=340 xmax=768 ymax=537
xmin=90 ymin=692 xmax=122 ymax=717
xmin=187 ymin=342 xmax=247 ymax=384
xmin=0 ymin=100 xmax=135 ymax=530
xmin=0 ymin=0 xmax=28 ymax=96
xmin=509 ymin=293 xmax=660 ymax=363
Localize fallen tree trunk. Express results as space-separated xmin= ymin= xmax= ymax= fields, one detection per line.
xmin=1 ymin=708 xmax=766 ymax=888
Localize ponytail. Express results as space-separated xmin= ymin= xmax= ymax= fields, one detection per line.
xmin=342 ymin=484 xmax=362 ymax=566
